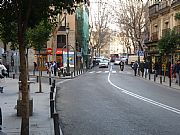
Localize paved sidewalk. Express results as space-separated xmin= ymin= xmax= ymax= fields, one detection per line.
xmin=0 ymin=77 xmax=57 ymax=135
xmin=125 ymin=65 xmax=180 ymax=90
xmin=133 ymin=70 xmax=180 ymax=90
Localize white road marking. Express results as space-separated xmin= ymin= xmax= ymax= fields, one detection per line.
xmin=89 ymin=71 xmax=95 ymax=73
xmin=108 ymin=65 xmax=180 ymax=114
xmin=97 ymin=71 xmax=102 ymax=73
xmin=56 ymin=79 xmax=71 ymax=85
xmin=105 ymin=71 xmax=109 ymax=73
xmin=111 ymin=71 xmax=116 ymax=73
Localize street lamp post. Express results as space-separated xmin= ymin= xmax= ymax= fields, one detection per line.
xmin=66 ymin=23 xmax=70 ymax=76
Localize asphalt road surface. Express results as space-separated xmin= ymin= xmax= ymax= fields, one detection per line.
xmin=55 ymin=63 xmax=180 ymax=135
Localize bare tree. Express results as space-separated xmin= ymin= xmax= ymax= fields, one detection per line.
xmin=115 ymin=0 xmax=147 ymax=53
xmin=89 ymin=0 xmax=111 ymax=57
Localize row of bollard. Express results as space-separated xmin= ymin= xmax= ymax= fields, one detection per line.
xmin=152 ymin=72 xmax=180 ymax=87
xmin=49 ymin=79 xmax=61 ymax=135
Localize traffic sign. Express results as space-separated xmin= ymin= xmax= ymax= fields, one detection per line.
xmin=138 ymin=51 xmax=144 ymax=56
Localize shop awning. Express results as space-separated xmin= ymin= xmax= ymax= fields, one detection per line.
xmin=56 ymin=48 xmax=63 ymax=54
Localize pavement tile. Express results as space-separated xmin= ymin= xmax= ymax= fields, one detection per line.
xmin=0 ymin=78 xmax=55 ymax=135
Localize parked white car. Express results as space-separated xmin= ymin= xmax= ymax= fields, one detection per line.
xmin=114 ymin=58 xmax=121 ymax=65
xmin=99 ymin=59 xmax=109 ymax=68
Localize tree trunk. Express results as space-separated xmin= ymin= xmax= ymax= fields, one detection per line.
xmin=18 ymin=25 xmax=29 ymax=135
xmin=17 ymin=5 xmax=29 ymax=135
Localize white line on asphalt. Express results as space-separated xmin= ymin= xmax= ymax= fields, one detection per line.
xmin=56 ymin=79 xmax=71 ymax=85
xmin=108 ymin=65 xmax=180 ymax=115
xmin=111 ymin=71 xmax=116 ymax=73
xmin=97 ymin=71 xmax=102 ymax=73
xmin=105 ymin=71 xmax=109 ymax=73
xmin=89 ymin=71 xmax=95 ymax=73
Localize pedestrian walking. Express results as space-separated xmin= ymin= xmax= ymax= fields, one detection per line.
xmin=132 ymin=61 xmax=139 ymax=76
xmin=119 ymin=61 xmax=124 ymax=71
xmin=154 ymin=61 xmax=159 ymax=77
xmin=53 ymin=61 xmax=57 ymax=76
xmin=144 ymin=60 xmax=150 ymax=77
xmin=33 ymin=62 xmax=37 ymax=75
xmin=139 ymin=62 xmax=144 ymax=77
xmin=0 ymin=62 xmax=7 ymax=93
xmin=173 ymin=60 xmax=180 ymax=84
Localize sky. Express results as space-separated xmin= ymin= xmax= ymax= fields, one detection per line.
xmin=89 ymin=0 xmax=148 ymax=31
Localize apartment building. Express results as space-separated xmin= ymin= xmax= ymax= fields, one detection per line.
xmin=145 ymin=0 xmax=180 ymax=66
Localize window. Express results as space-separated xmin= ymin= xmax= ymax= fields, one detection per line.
xmin=57 ymin=35 xmax=66 ymax=48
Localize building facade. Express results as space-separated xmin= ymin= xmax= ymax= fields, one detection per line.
xmin=145 ymin=0 xmax=180 ymax=70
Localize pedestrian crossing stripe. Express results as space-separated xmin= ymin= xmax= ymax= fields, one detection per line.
xmin=112 ymin=71 xmax=116 ymax=73
xmin=97 ymin=71 xmax=102 ymax=73
xmin=104 ymin=71 xmax=109 ymax=73
xmin=88 ymin=70 xmax=132 ymax=74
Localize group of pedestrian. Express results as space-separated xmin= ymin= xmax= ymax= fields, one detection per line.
xmin=132 ymin=60 xmax=150 ymax=77
xmin=45 ymin=61 xmax=62 ymax=76
xmin=130 ymin=58 xmax=180 ymax=85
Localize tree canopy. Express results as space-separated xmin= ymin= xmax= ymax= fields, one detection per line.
xmin=0 ymin=1 xmax=86 ymax=135
xmin=158 ymin=29 xmax=178 ymax=54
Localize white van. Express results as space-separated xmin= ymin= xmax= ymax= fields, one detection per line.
xmin=128 ymin=55 xmax=144 ymax=65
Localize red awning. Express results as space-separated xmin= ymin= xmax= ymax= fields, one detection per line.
xmin=56 ymin=48 xmax=63 ymax=54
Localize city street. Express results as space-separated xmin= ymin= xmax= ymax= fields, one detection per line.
xmin=56 ymin=64 xmax=180 ymax=135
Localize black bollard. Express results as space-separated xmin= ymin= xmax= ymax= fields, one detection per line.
xmin=50 ymin=91 xmax=53 ymax=100
xmin=149 ymin=73 xmax=151 ymax=80
xmin=52 ymin=81 xmax=55 ymax=89
xmin=0 ymin=107 xmax=2 ymax=130
xmin=50 ymin=100 xmax=54 ymax=118
xmin=154 ymin=74 xmax=156 ymax=82
xmin=13 ymin=74 xmax=15 ymax=79
xmin=51 ymin=86 xmax=54 ymax=93
xmin=53 ymin=113 xmax=60 ymax=135
xmin=160 ymin=75 xmax=162 ymax=84
xmin=169 ymin=77 xmax=171 ymax=87
xmin=36 ymin=76 xmax=39 ymax=83
xmin=49 ymin=77 xmax=51 ymax=85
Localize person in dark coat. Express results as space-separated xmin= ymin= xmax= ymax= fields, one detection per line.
xmin=173 ymin=60 xmax=180 ymax=83
xmin=144 ymin=60 xmax=150 ymax=77
xmin=132 ymin=61 xmax=139 ymax=76
xmin=154 ymin=61 xmax=159 ymax=77
xmin=119 ymin=61 xmax=124 ymax=71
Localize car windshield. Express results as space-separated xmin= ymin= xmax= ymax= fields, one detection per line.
xmin=115 ymin=58 xmax=121 ymax=61
xmin=100 ymin=59 xmax=108 ymax=63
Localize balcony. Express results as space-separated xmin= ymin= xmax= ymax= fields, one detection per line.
xmin=171 ymin=0 xmax=180 ymax=9
xmin=58 ymin=26 xmax=66 ymax=31
xmin=151 ymin=32 xmax=159 ymax=42
xmin=159 ymin=1 xmax=170 ymax=15
xmin=149 ymin=4 xmax=159 ymax=19
xmin=162 ymin=28 xmax=170 ymax=37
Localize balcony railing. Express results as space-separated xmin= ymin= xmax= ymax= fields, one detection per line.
xmin=159 ymin=1 xmax=170 ymax=14
xmin=171 ymin=0 xmax=180 ymax=8
xmin=149 ymin=4 xmax=159 ymax=18
xmin=151 ymin=32 xmax=159 ymax=41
